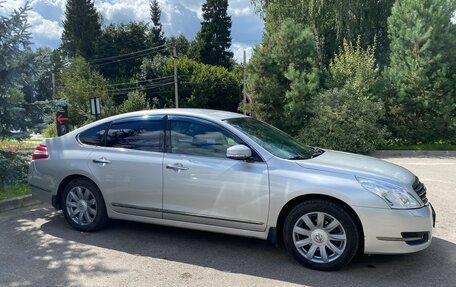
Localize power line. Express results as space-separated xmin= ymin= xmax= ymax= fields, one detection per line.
xmin=106 ymin=76 xmax=174 ymax=87
xmin=93 ymin=47 xmax=168 ymax=67
xmin=90 ymin=43 xmax=168 ymax=63
xmin=109 ymin=82 xmax=175 ymax=96
xmin=109 ymin=80 xmax=174 ymax=93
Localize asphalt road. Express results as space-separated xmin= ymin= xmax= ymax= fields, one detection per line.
xmin=0 ymin=156 xmax=455 ymax=287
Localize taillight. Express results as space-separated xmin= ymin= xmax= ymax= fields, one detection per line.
xmin=32 ymin=144 xmax=49 ymax=160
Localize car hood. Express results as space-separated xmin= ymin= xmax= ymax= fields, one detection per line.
xmin=295 ymin=150 xmax=415 ymax=185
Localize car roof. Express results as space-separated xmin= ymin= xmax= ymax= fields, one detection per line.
xmin=70 ymin=109 xmax=248 ymax=135
xmin=112 ymin=108 xmax=247 ymax=121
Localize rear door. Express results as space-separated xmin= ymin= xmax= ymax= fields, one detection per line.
xmin=162 ymin=116 xmax=270 ymax=232
xmin=88 ymin=115 xmax=164 ymax=218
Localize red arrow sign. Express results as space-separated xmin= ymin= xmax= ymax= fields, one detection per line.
xmin=57 ymin=114 xmax=69 ymax=125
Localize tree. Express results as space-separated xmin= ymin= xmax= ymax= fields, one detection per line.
xmin=166 ymin=34 xmax=190 ymax=56
xmin=245 ymin=19 xmax=320 ymax=133
xmin=95 ymin=22 xmax=149 ymax=80
xmin=385 ymin=0 xmax=456 ymax=143
xmin=118 ymin=90 xmax=149 ymax=114
xmin=23 ymin=48 xmax=54 ymax=103
xmin=251 ymin=0 xmax=394 ymax=69
xmin=197 ymin=0 xmax=233 ymax=68
xmin=139 ymin=57 xmax=241 ymax=110
xmin=62 ymin=0 xmax=102 ymax=59
xmin=0 ymin=3 xmax=60 ymax=138
xmin=59 ymin=57 xmax=115 ymax=127
xmin=149 ymin=0 xmax=166 ymax=48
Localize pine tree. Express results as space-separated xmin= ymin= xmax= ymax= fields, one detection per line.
xmin=150 ymin=0 xmax=166 ymax=47
xmin=61 ymin=0 xmax=101 ymax=59
xmin=198 ymin=0 xmax=233 ymax=68
xmin=385 ymin=0 xmax=456 ymax=142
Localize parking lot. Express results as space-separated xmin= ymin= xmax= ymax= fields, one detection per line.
xmin=0 ymin=156 xmax=455 ymax=287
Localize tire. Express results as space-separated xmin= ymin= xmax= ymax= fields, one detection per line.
xmin=283 ymin=199 xmax=359 ymax=271
xmin=61 ymin=178 xmax=108 ymax=232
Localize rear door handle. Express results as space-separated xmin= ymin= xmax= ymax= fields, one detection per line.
xmin=166 ymin=163 xmax=189 ymax=171
xmin=93 ymin=157 xmax=111 ymax=165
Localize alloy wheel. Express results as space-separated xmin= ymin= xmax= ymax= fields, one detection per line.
xmin=65 ymin=186 xmax=97 ymax=226
xmin=292 ymin=211 xmax=347 ymax=263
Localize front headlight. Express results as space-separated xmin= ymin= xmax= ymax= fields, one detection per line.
xmin=356 ymin=177 xmax=421 ymax=209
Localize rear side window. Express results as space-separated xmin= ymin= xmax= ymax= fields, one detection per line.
xmin=78 ymin=122 xmax=110 ymax=146
xmin=106 ymin=119 xmax=163 ymax=152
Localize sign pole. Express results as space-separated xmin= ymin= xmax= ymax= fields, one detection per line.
xmin=90 ymin=97 xmax=101 ymax=121
xmin=173 ymin=46 xmax=179 ymax=108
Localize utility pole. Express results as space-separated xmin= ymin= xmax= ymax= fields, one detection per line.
xmin=173 ymin=46 xmax=179 ymax=108
xmin=51 ymin=65 xmax=56 ymax=100
xmin=243 ymin=50 xmax=247 ymax=115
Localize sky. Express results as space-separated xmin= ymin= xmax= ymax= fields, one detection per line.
xmin=0 ymin=0 xmax=264 ymax=62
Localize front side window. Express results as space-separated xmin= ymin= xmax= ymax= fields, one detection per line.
xmin=78 ymin=122 xmax=110 ymax=146
xmin=169 ymin=119 xmax=242 ymax=158
xmin=106 ymin=117 xmax=163 ymax=152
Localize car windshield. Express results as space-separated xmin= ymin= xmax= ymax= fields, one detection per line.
xmin=225 ymin=117 xmax=321 ymax=160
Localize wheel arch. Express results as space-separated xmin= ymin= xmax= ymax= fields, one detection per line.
xmin=273 ymin=194 xmax=364 ymax=253
xmin=55 ymin=174 xmax=101 ymax=210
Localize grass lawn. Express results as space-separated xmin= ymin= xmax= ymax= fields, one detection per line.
xmin=0 ymin=182 xmax=31 ymax=201
xmin=0 ymin=139 xmax=41 ymax=151
xmin=379 ymin=142 xmax=456 ymax=151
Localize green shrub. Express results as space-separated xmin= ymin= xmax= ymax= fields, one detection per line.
xmin=118 ymin=90 xmax=149 ymax=114
xmin=0 ymin=150 xmax=31 ymax=184
xmin=298 ymin=89 xmax=387 ymax=154
xmin=42 ymin=123 xmax=57 ymax=138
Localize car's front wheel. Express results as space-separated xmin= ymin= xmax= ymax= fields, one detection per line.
xmin=283 ymin=199 xmax=359 ymax=271
xmin=61 ymin=178 xmax=108 ymax=232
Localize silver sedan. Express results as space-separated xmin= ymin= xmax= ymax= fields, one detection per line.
xmin=28 ymin=109 xmax=435 ymax=270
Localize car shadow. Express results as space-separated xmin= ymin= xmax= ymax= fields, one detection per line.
xmin=37 ymin=209 xmax=456 ymax=287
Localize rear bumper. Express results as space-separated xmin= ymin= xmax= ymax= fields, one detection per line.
xmin=354 ymin=204 xmax=434 ymax=254
xmin=29 ymin=184 xmax=52 ymax=205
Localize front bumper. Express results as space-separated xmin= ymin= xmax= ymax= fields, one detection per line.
xmin=354 ymin=204 xmax=435 ymax=254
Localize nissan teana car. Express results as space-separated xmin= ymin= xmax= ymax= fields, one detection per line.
xmin=29 ymin=109 xmax=435 ymax=270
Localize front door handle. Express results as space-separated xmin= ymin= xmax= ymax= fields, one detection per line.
xmin=166 ymin=163 xmax=189 ymax=171
xmin=93 ymin=157 xmax=111 ymax=165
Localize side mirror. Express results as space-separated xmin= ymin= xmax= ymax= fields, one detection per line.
xmin=226 ymin=144 xmax=252 ymax=160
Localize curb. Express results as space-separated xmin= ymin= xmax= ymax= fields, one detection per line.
xmin=371 ymin=150 xmax=456 ymax=157
xmin=0 ymin=194 xmax=40 ymax=213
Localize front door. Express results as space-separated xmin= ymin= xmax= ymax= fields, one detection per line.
xmin=88 ymin=115 xmax=164 ymax=218
xmin=163 ymin=116 xmax=269 ymax=232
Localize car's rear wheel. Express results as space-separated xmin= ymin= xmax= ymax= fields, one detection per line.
xmin=61 ymin=178 xmax=108 ymax=232
xmin=283 ymin=199 xmax=359 ymax=271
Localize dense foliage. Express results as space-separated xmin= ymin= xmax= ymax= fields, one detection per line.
xmin=384 ymin=0 xmax=456 ymax=143
xmin=0 ymin=4 xmax=63 ymax=139
xmin=118 ymin=90 xmax=150 ymax=114
xmin=248 ymin=0 xmax=456 ymax=152
xmin=251 ymin=0 xmax=394 ymax=69
xmin=140 ymin=57 xmax=241 ymax=110
xmin=0 ymin=150 xmax=30 ymax=184
xmin=59 ymin=57 xmax=115 ymax=127
xmin=95 ymin=22 xmax=150 ymax=80
xmin=299 ymin=89 xmax=387 ymax=154
xmin=245 ymin=19 xmax=320 ymax=132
